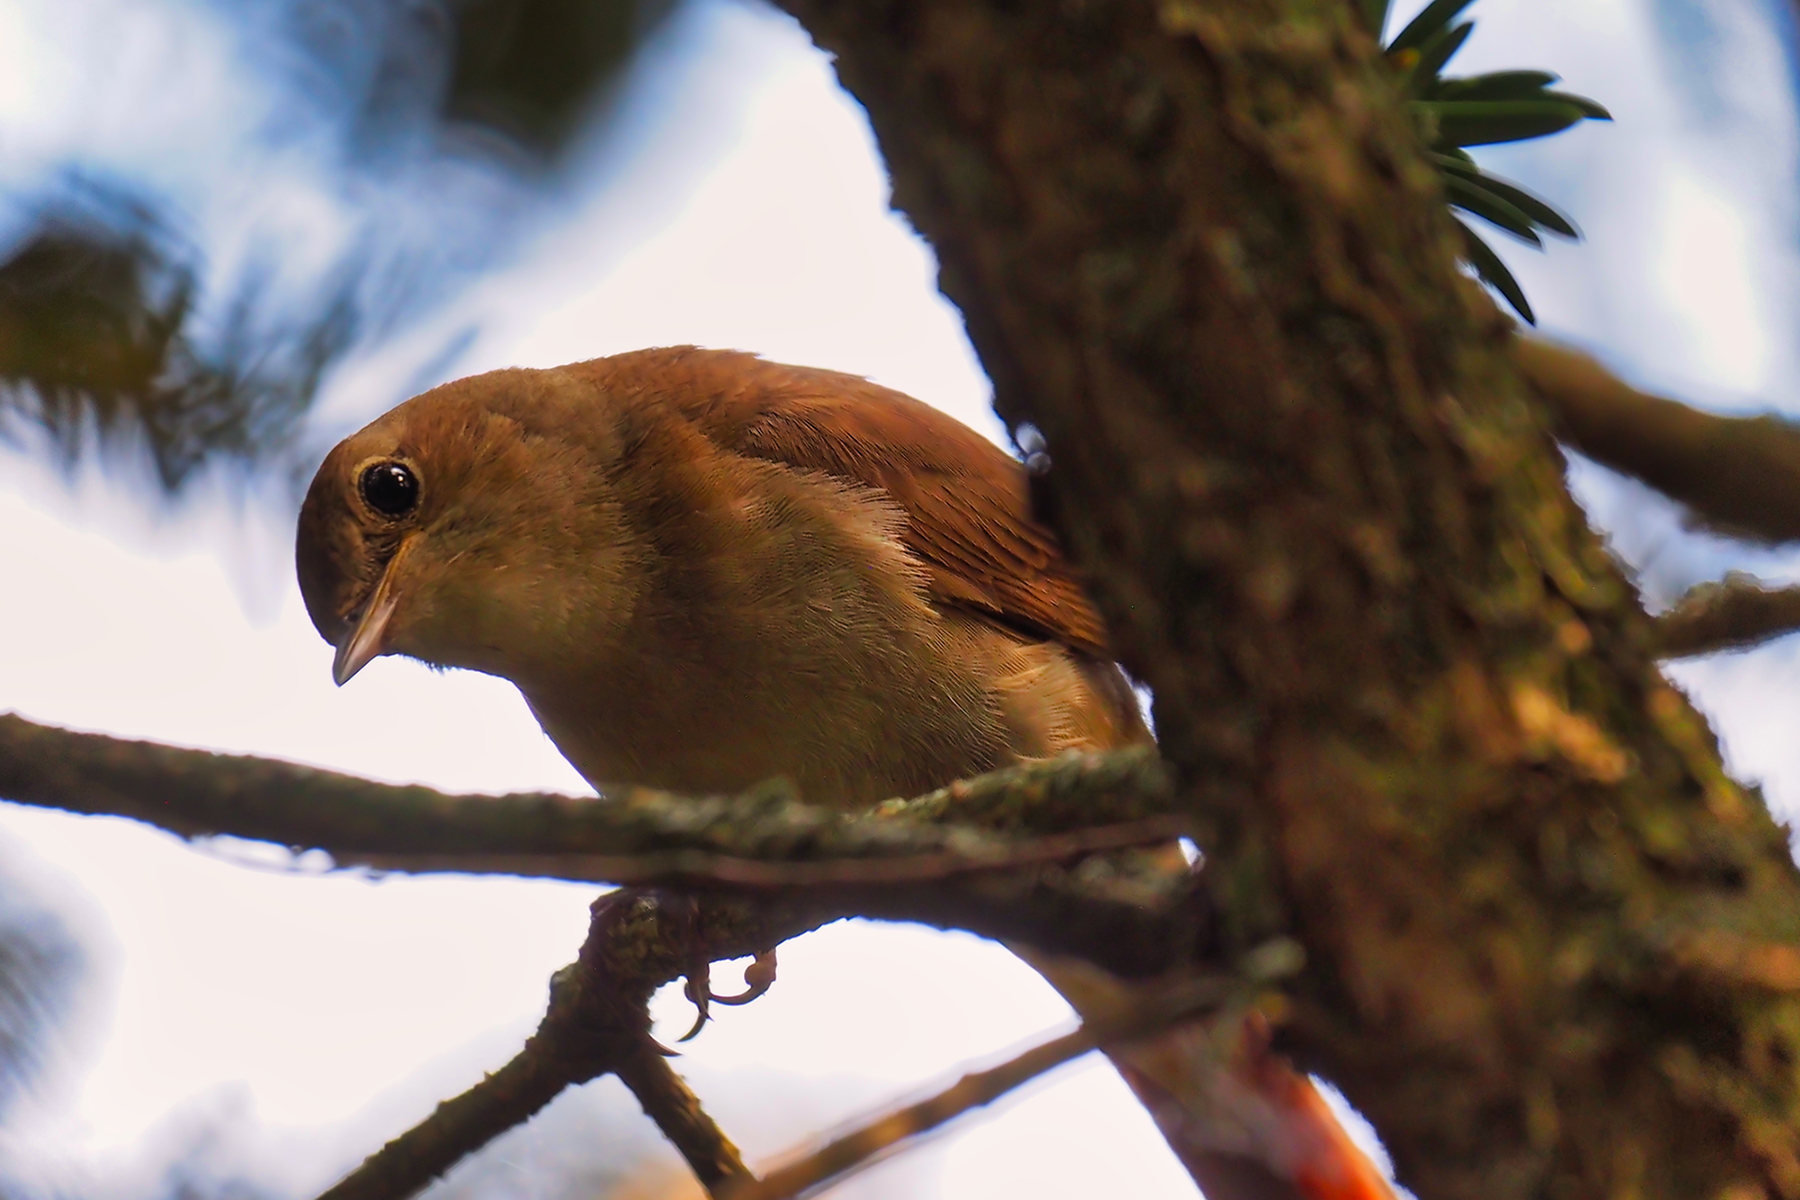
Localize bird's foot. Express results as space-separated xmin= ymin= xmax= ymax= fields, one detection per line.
xmin=712 ymin=947 xmax=779 ymax=1006
xmin=585 ymin=887 xmax=780 ymax=1048
xmin=677 ymin=947 xmax=778 ymax=1042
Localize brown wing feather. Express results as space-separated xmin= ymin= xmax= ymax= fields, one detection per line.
xmin=575 ymin=346 xmax=1112 ymax=658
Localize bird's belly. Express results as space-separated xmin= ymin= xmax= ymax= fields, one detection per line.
xmin=519 ymin=613 xmax=1134 ymax=809
xmin=524 ymin=666 xmax=1006 ymax=808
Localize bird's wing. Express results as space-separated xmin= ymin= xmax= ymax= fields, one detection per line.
xmin=607 ymin=347 xmax=1112 ymax=658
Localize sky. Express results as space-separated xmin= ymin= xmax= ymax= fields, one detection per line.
xmin=0 ymin=0 xmax=1794 ymax=1197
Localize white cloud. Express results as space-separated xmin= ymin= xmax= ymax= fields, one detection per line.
xmin=1656 ymin=173 xmax=1768 ymax=392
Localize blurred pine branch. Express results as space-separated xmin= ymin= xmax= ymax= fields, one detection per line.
xmin=0 ymin=0 xmax=665 ymax=491
xmin=0 ymin=179 xmax=358 ymax=490
xmin=443 ymin=0 xmax=674 ymax=153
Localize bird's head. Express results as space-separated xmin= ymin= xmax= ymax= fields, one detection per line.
xmin=295 ymin=366 xmax=641 ymax=686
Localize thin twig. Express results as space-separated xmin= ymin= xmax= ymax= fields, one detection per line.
xmin=617 ymin=1048 xmax=755 ymax=1192
xmin=315 ymin=995 xmax=606 ymax=1200
xmin=721 ymin=974 xmax=1233 ymax=1200
xmin=310 ymin=868 xmax=1217 ymax=1200
xmin=1653 ymin=573 xmax=1800 ymax=657
xmin=315 ymin=893 xmax=800 ymax=1200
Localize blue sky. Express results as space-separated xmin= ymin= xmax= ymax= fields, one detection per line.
xmin=0 ymin=1 xmax=1794 ymax=1197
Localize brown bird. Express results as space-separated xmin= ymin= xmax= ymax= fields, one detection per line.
xmin=296 ymin=346 xmax=1392 ymax=1200
xmin=297 ymin=348 xmax=1142 ymax=803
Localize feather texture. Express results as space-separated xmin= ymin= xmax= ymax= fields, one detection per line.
xmin=567 ymin=347 xmax=1113 ymax=659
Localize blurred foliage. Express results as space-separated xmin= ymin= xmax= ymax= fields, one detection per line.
xmin=277 ymin=0 xmax=670 ymax=158
xmin=1364 ymin=0 xmax=1611 ymax=323
xmin=0 ymin=841 xmax=86 ymax=1135
xmin=0 ymin=906 xmax=82 ymax=1123
xmin=0 ymin=0 xmax=1598 ymax=491
xmin=0 ymin=181 xmax=358 ymax=490
xmin=444 ymin=0 xmax=672 ymax=153
xmin=1 ymin=0 xmax=668 ymax=492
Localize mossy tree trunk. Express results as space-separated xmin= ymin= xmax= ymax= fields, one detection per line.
xmin=772 ymin=2 xmax=1800 ymax=1197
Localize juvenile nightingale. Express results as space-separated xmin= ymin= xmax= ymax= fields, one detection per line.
xmin=296 ymin=346 xmax=1391 ymax=1200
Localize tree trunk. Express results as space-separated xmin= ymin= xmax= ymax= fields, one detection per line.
xmin=771 ymin=2 xmax=1800 ymax=1197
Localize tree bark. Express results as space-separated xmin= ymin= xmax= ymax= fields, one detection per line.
xmin=771 ymin=2 xmax=1800 ymax=1198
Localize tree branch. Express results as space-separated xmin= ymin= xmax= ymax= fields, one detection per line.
xmin=766 ymin=3 xmax=1800 ymax=1198
xmin=1652 ymin=573 xmax=1800 ymax=657
xmin=4 ymin=710 xmax=1221 ymax=1200
xmin=312 ymin=1014 xmax=583 ymax=1200
xmin=0 ymin=712 xmax=1203 ymax=971
xmin=721 ymin=972 xmax=1238 ymax=1200
xmin=616 ymin=1049 xmax=755 ymax=1193
xmin=0 ymin=713 xmax=1212 ymax=1003
xmin=1514 ymin=334 xmax=1800 ymax=544
xmin=315 ymin=875 xmax=1214 ymax=1200
xmin=0 ymin=714 xmax=1173 ymax=881
xmin=311 ymin=834 xmax=1218 ymax=1200
xmin=317 ymin=891 xmax=794 ymax=1200
xmin=874 ymin=743 xmax=1172 ymax=832
xmin=357 ymin=812 xmax=1190 ymax=889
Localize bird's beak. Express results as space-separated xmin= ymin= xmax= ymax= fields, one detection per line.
xmin=333 ymin=538 xmax=413 ymax=686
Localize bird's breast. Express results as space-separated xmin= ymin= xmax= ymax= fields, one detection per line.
xmin=512 ymin=452 xmax=1142 ymax=807
xmin=515 ymin=463 xmax=1002 ymax=805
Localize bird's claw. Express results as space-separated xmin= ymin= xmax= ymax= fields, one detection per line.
xmin=709 ymin=948 xmax=778 ymax=1006
xmin=678 ymin=960 xmax=715 ymax=1042
xmin=678 ymin=947 xmax=778 ymax=1041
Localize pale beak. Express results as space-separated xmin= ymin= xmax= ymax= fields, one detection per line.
xmin=333 ymin=539 xmax=413 ymax=686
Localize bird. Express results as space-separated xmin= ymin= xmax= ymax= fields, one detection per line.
xmin=295 ymin=346 xmax=1394 ymax=1200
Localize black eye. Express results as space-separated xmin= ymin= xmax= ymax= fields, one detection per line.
xmin=359 ymin=461 xmax=419 ymax=518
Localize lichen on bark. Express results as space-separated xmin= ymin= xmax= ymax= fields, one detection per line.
xmin=773 ymin=1 xmax=1800 ymax=1196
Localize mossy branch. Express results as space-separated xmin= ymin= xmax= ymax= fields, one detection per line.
xmin=0 ymin=713 xmax=1171 ymax=870
xmin=0 ymin=713 xmax=1203 ymax=976
xmin=1653 ymin=574 xmax=1800 ymax=658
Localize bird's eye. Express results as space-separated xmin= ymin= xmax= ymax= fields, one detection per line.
xmin=359 ymin=461 xmax=420 ymax=518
